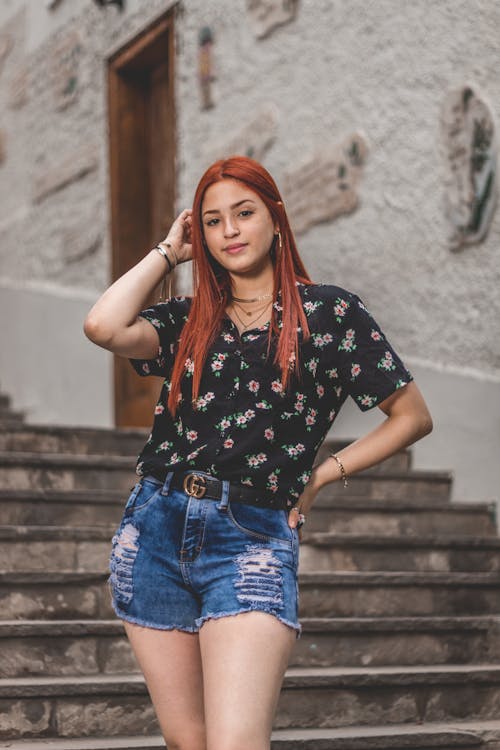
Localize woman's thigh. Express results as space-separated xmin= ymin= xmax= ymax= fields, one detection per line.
xmin=123 ymin=621 xmax=206 ymax=749
xmin=199 ymin=610 xmax=297 ymax=750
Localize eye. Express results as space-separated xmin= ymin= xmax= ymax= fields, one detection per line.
xmin=205 ymin=209 xmax=254 ymax=227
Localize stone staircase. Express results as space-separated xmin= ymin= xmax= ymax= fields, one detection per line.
xmin=0 ymin=420 xmax=500 ymax=749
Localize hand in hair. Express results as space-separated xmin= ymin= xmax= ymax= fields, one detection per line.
xmin=161 ymin=208 xmax=193 ymax=264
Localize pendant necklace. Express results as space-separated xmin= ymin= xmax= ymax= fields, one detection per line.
xmin=229 ymin=299 xmax=272 ymax=332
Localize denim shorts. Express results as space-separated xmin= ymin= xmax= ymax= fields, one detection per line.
xmin=108 ymin=470 xmax=302 ymax=639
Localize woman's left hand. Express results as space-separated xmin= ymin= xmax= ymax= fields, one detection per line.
xmin=287 ymin=483 xmax=318 ymax=542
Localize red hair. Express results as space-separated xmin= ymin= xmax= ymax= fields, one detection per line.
xmin=167 ymin=155 xmax=313 ymax=418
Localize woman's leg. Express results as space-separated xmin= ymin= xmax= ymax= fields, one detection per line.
xmin=199 ymin=610 xmax=297 ymax=750
xmin=123 ymin=620 xmax=206 ymax=750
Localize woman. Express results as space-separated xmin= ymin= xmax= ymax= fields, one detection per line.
xmin=84 ymin=155 xmax=432 ymax=750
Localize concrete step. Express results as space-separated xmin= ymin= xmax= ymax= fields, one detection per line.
xmin=298 ymin=571 xmax=500 ymax=617
xmin=0 ymin=489 xmax=493 ymax=534
xmin=317 ymin=470 xmax=453 ymax=502
xmin=2 ymin=616 xmax=500 ymax=678
xmin=0 ymin=488 xmax=125 ymax=525
xmin=0 ymin=453 xmax=137 ymax=491
xmin=2 ymin=666 xmax=500 ymax=739
xmin=296 ymin=616 xmax=500 ymax=667
xmin=0 ymin=426 xmax=150 ymax=457
xmin=0 ymin=525 xmax=114 ymax=573
xmin=2 ymin=571 xmax=500 ymax=621
xmin=300 ymin=533 xmax=500 ymax=572
xmin=306 ymin=499 xmax=497 ymax=536
xmin=0 ymin=452 xmax=452 ymax=498
xmin=0 ymin=619 xmax=139 ymax=678
xmin=0 ymin=572 xmax=113 ymax=621
xmin=0 ymin=721 xmax=492 ymax=749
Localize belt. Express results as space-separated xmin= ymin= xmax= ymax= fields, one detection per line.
xmin=169 ymin=470 xmax=289 ymax=511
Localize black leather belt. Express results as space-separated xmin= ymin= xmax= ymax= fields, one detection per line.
xmin=169 ymin=470 xmax=289 ymax=511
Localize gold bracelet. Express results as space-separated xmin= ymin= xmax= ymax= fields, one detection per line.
xmin=328 ymin=452 xmax=348 ymax=488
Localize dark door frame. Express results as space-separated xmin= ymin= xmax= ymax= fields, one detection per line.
xmin=107 ymin=9 xmax=177 ymax=427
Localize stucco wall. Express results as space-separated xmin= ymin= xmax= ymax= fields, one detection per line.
xmin=0 ymin=0 xmax=498 ymax=503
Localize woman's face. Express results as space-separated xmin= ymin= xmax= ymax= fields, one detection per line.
xmin=201 ymin=179 xmax=277 ymax=278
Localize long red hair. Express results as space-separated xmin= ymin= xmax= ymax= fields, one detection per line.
xmin=167 ymin=155 xmax=314 ymax=418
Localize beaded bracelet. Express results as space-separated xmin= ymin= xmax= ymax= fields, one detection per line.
xmin=328 ymin=452 xmax=349 ymax=488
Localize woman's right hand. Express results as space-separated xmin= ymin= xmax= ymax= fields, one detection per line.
xmin=161 ymin=208 xmax=193 ymax=264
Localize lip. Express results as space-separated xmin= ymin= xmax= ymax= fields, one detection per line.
xmin=225 ymin=243 xmax=247 ymax=253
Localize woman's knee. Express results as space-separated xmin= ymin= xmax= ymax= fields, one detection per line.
xmin=208 ymin=730 xmax=269 ymax=750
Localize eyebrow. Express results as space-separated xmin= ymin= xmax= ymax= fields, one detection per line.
xmin=203 ymin=199 xmax=257 ymax=216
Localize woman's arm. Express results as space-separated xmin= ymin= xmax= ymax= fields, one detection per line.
xmin=291 ymin=381 xmax=433 ymax=524
xmin=83 ymin=209 xmax=192 ymax=359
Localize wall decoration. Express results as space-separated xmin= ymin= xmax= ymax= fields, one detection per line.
xmin=60 ymin=224 xmax=101 ymax=267
xmin=204 ymin=103 xmax=278 ymax=164
xmin=440 ymin=84 xmax=497 ymax=250
xmin=33 ymin=144 xmax=98 ymax=203
xmin=49 ymin=31 xmax=82 ymax=111
xmin=281 ymin=132 xmax=368 ymax=236
xmin=246 ymin=0 xmax=299 ymax=39
xmin=198 ymin=26 xmax=215 ymax=110
xmin=92 ymin=0 xmax=125 ymax=9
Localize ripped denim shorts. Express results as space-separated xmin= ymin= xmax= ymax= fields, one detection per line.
xmin=108 ymin=470 xmax=302 ymax=639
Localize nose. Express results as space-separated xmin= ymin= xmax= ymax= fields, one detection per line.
xmin=222 ymin=217 xmax=240 ymax=237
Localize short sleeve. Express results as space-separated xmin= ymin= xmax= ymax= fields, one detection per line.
xmin=336 ymin=293 xmax=414 ymax=411
xmin=129 ymin=296 xmax=190 ymax=377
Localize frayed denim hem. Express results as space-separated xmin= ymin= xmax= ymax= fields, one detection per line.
xmin=195 ymin=607 xmax=302 ymax=640
xmin=110 ymin=598 xmax=199 ymax=634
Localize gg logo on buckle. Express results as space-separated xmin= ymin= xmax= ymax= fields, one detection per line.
xmin=183 ymin=473 xmax=207 ymax=498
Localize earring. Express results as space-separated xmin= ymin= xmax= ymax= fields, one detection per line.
xmin=276 ymin=230 xmax=282 ymax=255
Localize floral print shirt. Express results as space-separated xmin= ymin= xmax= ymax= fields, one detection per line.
xmin=129 ymin=282 xmax=413 ymax=509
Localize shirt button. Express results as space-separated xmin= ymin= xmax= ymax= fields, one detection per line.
xmin=235 ymin=349 xmax=241 ymax=356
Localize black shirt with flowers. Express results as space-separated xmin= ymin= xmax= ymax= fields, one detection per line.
xmin=129 ymin=282 xmax=414 ymax=509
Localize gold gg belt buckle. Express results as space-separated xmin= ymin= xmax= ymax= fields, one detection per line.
xmin=182 ymin=473 xmax=207 ymax=498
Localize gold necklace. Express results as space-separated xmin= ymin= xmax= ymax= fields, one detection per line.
xmin=232 ymin=298 xmax=270 ymax=318
xmin=229 ymin=299 xmax=272 ymax=332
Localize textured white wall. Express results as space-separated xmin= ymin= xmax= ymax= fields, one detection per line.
xmin=1 ymin=0 xmax=499 ymax=373
xmin=175 ymin=0 xmax=500 ymax=379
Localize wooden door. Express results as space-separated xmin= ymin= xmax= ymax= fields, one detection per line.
xmin=108 ymin=11 xmax=177 ymax=427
